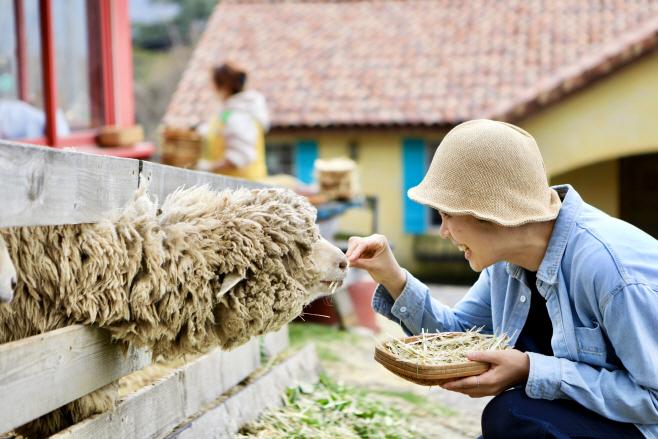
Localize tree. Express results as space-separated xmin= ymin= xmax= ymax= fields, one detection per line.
xmin=132 ymin=0 xmax=217 ymax=50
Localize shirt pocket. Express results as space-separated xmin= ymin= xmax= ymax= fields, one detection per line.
xmin=574 ymin=320 xmax=608 ymax=367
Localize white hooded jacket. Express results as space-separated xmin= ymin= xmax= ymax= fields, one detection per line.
xmin=221 ymin=90 xmax=270 ymax=168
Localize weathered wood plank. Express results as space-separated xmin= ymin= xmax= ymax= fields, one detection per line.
xmin=52 ymin=339 xmax=262 ymax=439
xmin=0 ymin=325 xmax=151 ymax=434
xmin=161 ymin=343 xmax=322 ymax=439
xmin=140 ymin=162 xmax=268 ymax=203
xmin=0 ymin=140 xmax=140 ymax=228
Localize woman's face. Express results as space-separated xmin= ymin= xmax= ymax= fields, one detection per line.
xmin=214 ymin=85 xmax=231 ymax=102
xmin=438 ymin=212 xmax=505 ymax=272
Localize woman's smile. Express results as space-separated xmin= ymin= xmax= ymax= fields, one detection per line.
xmin=456 ymin=243 xmax=472 ymax=259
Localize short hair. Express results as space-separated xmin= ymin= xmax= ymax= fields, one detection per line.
xmin=212 ymin=62 xmax=247 ymax=95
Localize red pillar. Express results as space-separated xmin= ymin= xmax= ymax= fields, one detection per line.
xmin=39 ymin=0 xmax=58 ymax=146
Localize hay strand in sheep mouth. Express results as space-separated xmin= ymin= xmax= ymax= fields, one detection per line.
xmin=383 ymin=328 xmax=513 ymax=366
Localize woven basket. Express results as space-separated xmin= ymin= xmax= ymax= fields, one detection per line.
xmin=374 ymin=334 xmax=490 ymax=386
xmin=159 ymin=127 xmax=204 ymax=169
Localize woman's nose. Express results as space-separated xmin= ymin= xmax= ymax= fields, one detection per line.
xmin=439 ymin=220 xmax=450 ymax=239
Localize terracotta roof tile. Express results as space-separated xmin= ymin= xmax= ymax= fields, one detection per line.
xmin=163 ymin=0 xmax=658 ymax=129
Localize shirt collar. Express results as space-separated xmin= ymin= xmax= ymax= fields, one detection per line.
xmin=537 ymin=184 xmax=582 ymax=284
xmin=505 ymin=185 xmax=582 ymax=285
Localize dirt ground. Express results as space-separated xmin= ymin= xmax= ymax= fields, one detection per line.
xmin=306 ymin=314 xmax=488 ymax=439
xmin=289 ymin=282 xmax=489 ymax=439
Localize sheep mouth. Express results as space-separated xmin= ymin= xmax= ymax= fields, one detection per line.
xmin=320 ymin=280 xmax=344 ymax=294
xmin=321 ymin=280 xmax=344 ymax=286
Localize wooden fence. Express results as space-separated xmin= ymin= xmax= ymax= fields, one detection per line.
xmin=0 ymin=140 xmax=322 ymax=438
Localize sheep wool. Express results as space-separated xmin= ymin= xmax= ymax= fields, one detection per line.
xmin=0 ymin=184 xmax=327 ymax=439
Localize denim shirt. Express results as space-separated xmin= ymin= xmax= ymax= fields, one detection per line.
xmin=373 ymin=185 xmax=658 ymax=438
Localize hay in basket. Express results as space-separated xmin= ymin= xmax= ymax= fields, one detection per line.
xmin=374 ymin=328 xmax=513 ymax=386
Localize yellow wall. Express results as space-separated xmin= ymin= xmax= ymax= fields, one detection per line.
xmin=550 ymin=159 xmax=620 ymax=217
xmin=317 ymin=134 xmax=413 ymax=266
xmin=522 ymin=50 xmax=658 ymax=178
xmin=266 ymin=51 xmax=658 ymax=276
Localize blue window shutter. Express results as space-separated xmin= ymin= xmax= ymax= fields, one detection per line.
xmin=403 ymin=138 xmax=427 ymax=234
xmin=295 ymin=140 xmax=318 ymax=185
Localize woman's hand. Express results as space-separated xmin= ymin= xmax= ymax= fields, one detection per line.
xmin=440 ymin=349 xmax=530 ymax=398
xmin=346 ymin=234 xmax=406 ymax=299
xmin=210 ymin=158 xmax=237 ymax=173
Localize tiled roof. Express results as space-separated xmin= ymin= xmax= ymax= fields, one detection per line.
xmin=163 ymin=0 xmax=658 ymax=129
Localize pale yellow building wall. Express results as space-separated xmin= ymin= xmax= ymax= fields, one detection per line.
xmin=550 ymin=159 xmax=620 ymax=217
xmin=266 ymin=51 xmax=658 ymax=275
xmin=316 ymin=134 xmax=417 ymax=268
xmin=522 ymin=50 xmax=658 ymax=178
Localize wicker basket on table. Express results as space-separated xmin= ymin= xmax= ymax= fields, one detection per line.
xmin=374 ymin=333 xmax=490 ymax=386
xmin=159 ymin=127 xmax=204 ymax=169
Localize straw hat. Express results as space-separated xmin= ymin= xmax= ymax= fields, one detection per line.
xmin=408 ymin=119 xmax=561 ymax=226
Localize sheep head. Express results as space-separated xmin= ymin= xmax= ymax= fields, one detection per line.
xmin=0 ymin=185 xmax=351 ymax=358
xmin=0 ymin=235 xmax=16 ymax=303
xmin=303 ymin=236 xmax=348 ymax=298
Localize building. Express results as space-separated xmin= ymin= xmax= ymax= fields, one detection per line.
xmin=163 ymin=0 xmax=658 ymax=281
xmin=0 ymin=0 xmax=153 ymax=159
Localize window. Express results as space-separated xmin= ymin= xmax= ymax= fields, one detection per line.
xmin=0 ymin=0 xmax=106 ymax=143
xmin=54 ymin=0 xmax=104 ymax=130
xmin=0 ymin=0 xmax=48 ymax=140
xmin=0 ymin=0 xmax=18 ymax=101
xmin=265 ymin=140 xmax=318 ymax=185
xmin=427 ymin=139 xmax=443 ymax=228
xmin=265 ymin=143 xmax=294 ymax=176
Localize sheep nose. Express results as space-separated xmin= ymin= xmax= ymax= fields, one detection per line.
xmin=339 ymin=259 xmax=348 ymax=269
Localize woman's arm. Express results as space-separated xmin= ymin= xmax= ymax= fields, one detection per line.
xmin=527 ymin=283 xmax=658 ymax=424
xmin=348 ymin=234 xmax=494 ymax=336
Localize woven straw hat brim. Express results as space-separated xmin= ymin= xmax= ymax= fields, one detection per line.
xmin=408 ymin=186 xmax=561 ymax=227
xmin=408 ymin=119 xmax=562 ymax=227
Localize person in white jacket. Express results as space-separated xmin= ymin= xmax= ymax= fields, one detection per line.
xmin=196 ymin=63 xmax=270 ymax=180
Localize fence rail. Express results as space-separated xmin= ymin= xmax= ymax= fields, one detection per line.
xmin=0 ymin=140 xmax=306 ymax=438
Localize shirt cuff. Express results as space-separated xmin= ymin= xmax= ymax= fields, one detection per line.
xmin=526 ymin=352 xmax=563 ymax=400
xmin=371 ymin=269 xmax=428 ymax=335
xmin=371 ymin=283 xmax=396 ymax=319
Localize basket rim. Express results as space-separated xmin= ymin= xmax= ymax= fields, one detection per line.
xmin=375 ymin=333 xmax=491 ymax=375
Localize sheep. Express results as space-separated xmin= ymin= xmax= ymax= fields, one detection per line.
xmin=0 ymin=184 xmax=348 ymax=439
xmin=0 ymin=235 xmax=17 ymax=303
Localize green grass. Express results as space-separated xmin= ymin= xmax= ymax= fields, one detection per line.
xmin=288 ymin=322 xmax=361 ymax=362
xmin=285 ymin=321 xmax=458 ymax=433
xmin=369 ymin=390 xmax=458 ymax=417
xmin=235 ymin=374 xmax=428 ymax=439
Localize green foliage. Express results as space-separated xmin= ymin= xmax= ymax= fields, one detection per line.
xmin=288 ymin=322 xmax=360 ymax=363
xmin=368 ymin=390 xmax=457 ymax=417
xmin=235 ymin=374 xmax=426 ymax=439
xmin=133 ymin=0 xmax=217 ymax=50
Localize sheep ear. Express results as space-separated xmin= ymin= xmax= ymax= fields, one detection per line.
xmin=217 ymin=270 xmax=245 ymax=299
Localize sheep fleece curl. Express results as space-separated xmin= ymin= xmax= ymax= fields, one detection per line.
xmin=0 ymin=186 xmax=322 ymax=360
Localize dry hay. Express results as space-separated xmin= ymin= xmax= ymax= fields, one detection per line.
xmin=384 ymin=328 xmax=513 ymax=365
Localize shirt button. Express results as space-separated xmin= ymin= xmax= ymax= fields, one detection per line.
xmin=520 ymin=295 xmax=527 ymax=303
xmin=400 ymin=306 xmax=407 ymax=312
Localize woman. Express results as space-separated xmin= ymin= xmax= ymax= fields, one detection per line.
xmin=196 ymin=62 xmax=269 ymax=180
xmin=347 ymin=120 xmax=657 ymax=439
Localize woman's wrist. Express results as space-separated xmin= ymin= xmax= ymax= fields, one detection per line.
xmin=383 ymin=267 xmax=407 ymax=300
